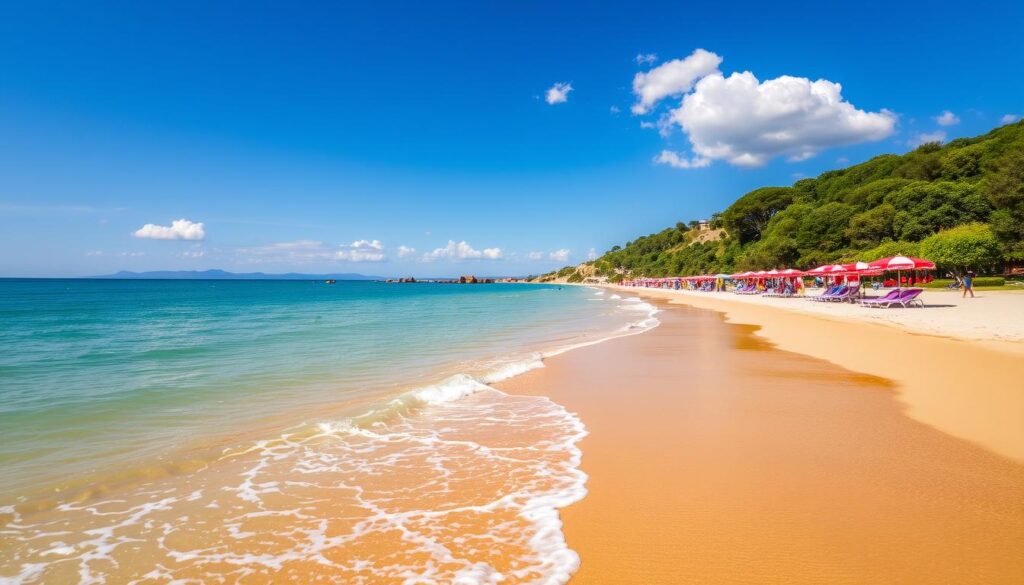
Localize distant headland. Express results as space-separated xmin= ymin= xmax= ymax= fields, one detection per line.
xmin=90 ymin=269 xmax=383 ymax=280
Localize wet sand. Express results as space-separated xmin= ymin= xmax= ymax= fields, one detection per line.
xmin=497 ymin=300 xmax=1024 ymax=584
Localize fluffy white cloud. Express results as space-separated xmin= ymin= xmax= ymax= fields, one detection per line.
xmin=654 ymin=150 xmax=710 ymax=169
xmin=549 ymin=249 xmax=571 ymax=262
xmin=935 ymin=110 xmax=960 ymax=126
xmin=631 ymin=48 xmax=722 ymax=114
xmin=587 ymin=248 xmax=598 ymax=260
xmin=667 ymin=71 xmax=896 ymax=167
xmin=422 ymin=240 xmax=503 ymax=262
xmin=133 ymin=218 xmax=205 ymax=240
xmin=527 ymin=251 xmax=544 ymax=260
xmin=1001 ymin=114 xmax=1020 ymax=124
xmin=545 ymin=82 xmax=573 ymax=105
xmin=336 ymin=239 xmax=385 ymax=262
xmin=397 ymin=245 xmax=417 ymax=258
xmin=635 ymin=53 xmax=658 ymax=66
xmin=907 ymin=130 xmax=946 ymax=147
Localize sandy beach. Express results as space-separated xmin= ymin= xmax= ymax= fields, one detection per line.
xmin=618 ymin=286 xmax=1024 ymax=462
xmin=497 ymin=289 xmax=1024 ymax=583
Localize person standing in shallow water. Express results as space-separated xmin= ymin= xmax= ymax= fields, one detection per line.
xmin=963 ymin=271 xmax=975 ymax=298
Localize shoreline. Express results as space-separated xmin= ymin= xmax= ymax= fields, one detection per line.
xmin=609 ymin=285 xmax=1024 ymax=462
xmin=496 ymin=293 xmax=1024 ymax=583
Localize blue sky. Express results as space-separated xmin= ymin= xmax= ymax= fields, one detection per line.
xmin=1 ymin=0 xmax=1021 ymax=277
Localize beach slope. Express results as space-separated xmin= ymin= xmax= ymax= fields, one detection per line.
xmin=497 ymin=299 xmax=1024 ymax=584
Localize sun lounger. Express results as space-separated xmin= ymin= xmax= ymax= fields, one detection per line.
xmin=862 ymin=288 xmax=924 ymax=308
xmin=830 ymin=286 xmax=861 ymax=303
xmin=810 ymin=285 xmax=846 ymax=301
xmin=858 ymin=289 xmax=901 ymax=306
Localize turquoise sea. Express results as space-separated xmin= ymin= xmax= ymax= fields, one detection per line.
xmin=0 ymin=279 xmax=658 ymax=584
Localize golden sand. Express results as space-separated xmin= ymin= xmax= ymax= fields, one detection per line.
xmin=497 ymin=299 xmax=1024 ymax=584
xmin=626 ymin=286 xmax=1024 ymax=462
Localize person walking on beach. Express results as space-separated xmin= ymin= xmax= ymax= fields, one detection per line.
xmin=962 ymin=271 xmax=975 ymax=298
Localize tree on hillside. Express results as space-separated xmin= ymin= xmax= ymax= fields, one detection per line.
xmin=795 ymin=202 xmax=856 ymax=253
xmin=846 ymin=204 xmax=895 ymax=247
xmin=983 ymin=151 xmax=1024 ymax=260
xmin=720 ymin=187 xmax=796 ymax=244
xmin=919 ymin=223 xmax=1002 ymax=276
xmin=888 ymin=181 xmax=990 ymax=241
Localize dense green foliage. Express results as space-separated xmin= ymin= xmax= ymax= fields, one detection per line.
xmin=919 ymin=223 xmax=1002 ymax=275
xmin=583 ymin=121 xmax=1024 ymax=278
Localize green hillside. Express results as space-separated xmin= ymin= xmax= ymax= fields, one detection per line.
xmin=569 ymin=121 xmax=1024 ymax=282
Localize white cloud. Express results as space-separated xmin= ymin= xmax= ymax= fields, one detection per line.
xmin=549 ymin=249 xmax=571 ymax=263
xmin=237 ymin=239 xmax=386 ymax=264
xmin=527 ymin=251 xmax=544 ymax=260
xmin=667 ymin=71 xmax=896 ymax=167
xmin=609 ymin=105 xmax=621 ymax=114
xmin=181 ymin=250 xmax=206 ymax=258
xmin=86 ymin=250 xmax=104 ymax=257
xmin=335 ymin=239 xmax=386 ymax=262
xmin=935 ymin=110 xmax=960 ymax=126
xmin=133 ymin=218 xmax=205 ymax=240
xmin=397 ymin=245 xmax=417 ymax=258
xmin=635 ymin=53 xmax=658 ymax=66
xmin=422 ymin=240 xmax=503 ymax=262
xmin=631 ymin=48 xmax=722 ymax=114
xmin=654 ymin=150 xmax=711 ymax=169
xmin=545 ymin=82 xmax=573 ymax=105
xmin=907 ymin=131 xmax=946 ymax=147
xmin=1001 ymin=114 xmax=1020 ymax=124
xmin=587 ymin=248 xmax=598 ymax=261
xmin=837 ymin=156 xmax=850 ymax=164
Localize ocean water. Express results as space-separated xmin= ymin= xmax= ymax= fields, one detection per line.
xmin=0 ymin=279 xmax=658 ymax=584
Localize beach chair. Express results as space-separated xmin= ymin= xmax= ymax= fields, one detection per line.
xmin=811 ymin=285 xmax=846 ymax=302
xmin=862 ymin=288 xmax=924 ymax=308
xmin=806 ymin=285 xmax=837 ymax=301
xmin=894 ymin=288 xmax=924 ymax=308
xmin=858 ymin=289 xmax=901 ymax=307
xmin=833 ymin=287 xmax=861 ymax=303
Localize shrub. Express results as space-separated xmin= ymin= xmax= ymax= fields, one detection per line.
xmin=919 ymin=223 xmax=1003 ymax=275
xmin=923 ymin=277 xmax=1005 ymax=288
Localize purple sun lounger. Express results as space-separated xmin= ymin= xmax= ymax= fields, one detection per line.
xmin=811 ymin=285 xmax=847 ymax=302
xmin=858 ymin=289 xmax=901 ymax=306
xmin=862 ymin=288 xmax=924 ymax=308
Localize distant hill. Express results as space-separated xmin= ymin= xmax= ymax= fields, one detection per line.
xmin=91 ymin=269 xmax=383 ymax=280
xmin=537 ymin=120 xmax=1024 ymax=282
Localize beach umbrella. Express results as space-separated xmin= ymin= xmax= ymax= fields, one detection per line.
xmin=808 ymin=264 xmax=846 ymax=286
xmin=867 ymin=256 xmax=934 ymax=270
xmin=868 ymin=256 xmax=936 ymax=290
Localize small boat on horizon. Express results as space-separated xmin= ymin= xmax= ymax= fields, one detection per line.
xmin=324 ymin=279 xmax=336 ymax=284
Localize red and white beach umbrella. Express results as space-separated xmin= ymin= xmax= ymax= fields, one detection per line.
xmin=809 ymin=264 xmax=846 ymax=274
xmin=867 ymin=256 xmax=936 ymax=271
xmin=867 ymin=256 xmax=936 ymax=290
